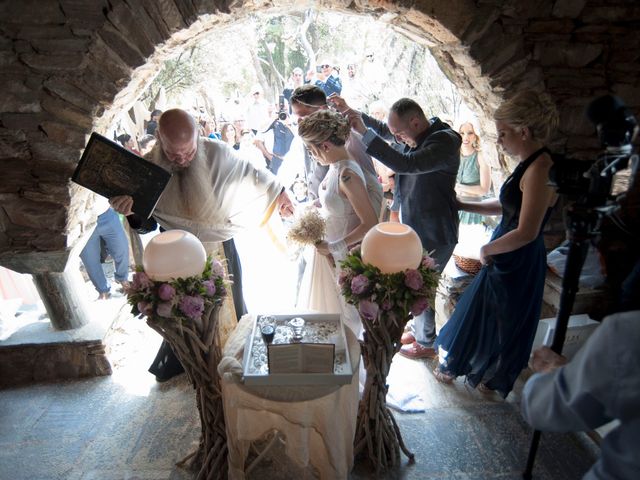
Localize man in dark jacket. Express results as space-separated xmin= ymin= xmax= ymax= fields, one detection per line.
xmin=330 ymin=96 xmax=461 ymax=358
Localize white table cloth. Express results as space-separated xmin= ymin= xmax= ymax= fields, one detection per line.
xmin=218 ymin=314 xmax=360 ymax=479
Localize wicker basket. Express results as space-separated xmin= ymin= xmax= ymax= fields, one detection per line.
xmin=453 ymin=254 xmax=482 ymax=275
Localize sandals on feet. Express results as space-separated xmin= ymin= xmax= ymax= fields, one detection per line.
xmin=477 ymin=383 xmax=494 ymax=394
xmin=432 ymin=368 xmax=455 ymax=384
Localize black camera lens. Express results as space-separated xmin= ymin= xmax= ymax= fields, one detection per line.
xmin=278 ymin=111 xmax=287 ymax=121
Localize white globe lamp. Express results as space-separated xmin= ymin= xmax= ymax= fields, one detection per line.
xmin=361 ymin=222 xmax=423 ymax=274
xmin=143 ymin=230 xmax=207 ymax=281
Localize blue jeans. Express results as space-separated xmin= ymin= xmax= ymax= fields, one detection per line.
xmin=80 ymin=208 xmax=130 ymax=294
xmin=414 ymin=243 xmax=456 ymax=347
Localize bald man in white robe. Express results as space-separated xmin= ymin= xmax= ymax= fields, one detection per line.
xmin=112 ymin=108 xmax=293 ymax=380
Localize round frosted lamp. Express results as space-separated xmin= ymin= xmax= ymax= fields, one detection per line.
xmin=361 ymin=222 xmax=423 ymax=273
xmin=143 ymin=230 xmax=206 ymax=281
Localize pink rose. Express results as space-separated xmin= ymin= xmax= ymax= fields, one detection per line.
xmin=179 ymin=295 xmax=205 ymax=320
xmin=137 ymin=301 xmax=152 ymax=317
xmin=203 ymin=280 xmax=216 ymax=297
xmin=337 ymin=269 xmax=351 ymax=287
xmin=211 ymin=259 xmax=225 ymax=277
xmin=410 ymin=297 xmax=429 ymax=316
xmin=156 ymin=301 xmax=173 ymax=318
xmin=351 ymin=274 xmax=370 ymax=295
xmin=422 ymin=255 xmax=437 ymax=269
xmin=358 ymin=300 xmax=379 ymax=321
xmin=404 ymin=269 xmax=424 ymax=290
xmin=132 ymin=272 xmax=154 ymax=291
xmin=158 ymin=283 xmax=175 ymax=301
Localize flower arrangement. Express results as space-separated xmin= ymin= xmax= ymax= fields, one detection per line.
xmin=338 ymin=247 xmax=440 ymax=322
xmin=286 ymin=206 xmax=326 ymax=246
xmin=126 ymin=256 xmax=228 ymax=322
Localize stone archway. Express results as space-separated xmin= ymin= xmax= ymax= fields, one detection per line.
xmin=0 ymin=0 xmax=638 ymax=297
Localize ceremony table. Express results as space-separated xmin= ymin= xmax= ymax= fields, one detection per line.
xmin=218 ymin=314 xmax=360 ymax=479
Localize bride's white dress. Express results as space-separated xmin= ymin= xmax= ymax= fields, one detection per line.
xmin=297 ymin=159 xmax=381 ymax=337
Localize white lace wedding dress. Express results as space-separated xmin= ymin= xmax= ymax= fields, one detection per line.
xmin=297 ymin=159 xmax=380 ymax=337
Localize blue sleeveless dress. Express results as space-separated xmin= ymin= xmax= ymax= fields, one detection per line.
xmin=435 ymin=147 xmax=553 ymax=397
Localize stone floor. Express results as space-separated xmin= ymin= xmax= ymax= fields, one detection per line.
xmin=0 ymin=294 xmax=599 ymax=480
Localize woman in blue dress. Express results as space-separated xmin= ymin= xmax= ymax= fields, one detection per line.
xmin=434 ymin=90 xmax=560 ymax=398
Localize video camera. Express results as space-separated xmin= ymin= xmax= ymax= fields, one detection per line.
xmin=278 ymin=94 xmax=288 ymax=121
xmin=549 ymin=95 xmax=638 ymax=210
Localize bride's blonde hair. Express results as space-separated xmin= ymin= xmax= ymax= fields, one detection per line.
xmin=298 ymin=110 xmax=351 ymax=147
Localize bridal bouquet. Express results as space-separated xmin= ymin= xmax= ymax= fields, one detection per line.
xmin=286 ymin=206 xmax=326 ymax=246
xmin=338 ymin=247 xmax=440 ymax=322
xmin=125 ymin=256 xmax=228 ymax=323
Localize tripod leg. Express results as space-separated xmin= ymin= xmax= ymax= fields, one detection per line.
xmin=522 ymin=429 xmax=541 ymax=479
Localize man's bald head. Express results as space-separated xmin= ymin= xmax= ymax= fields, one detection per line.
xmin=157 ymin=109 xmax=198 ymax=167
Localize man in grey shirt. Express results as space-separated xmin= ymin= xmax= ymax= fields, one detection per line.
xmin=522 ymin=310 xmax=640 ymax=479
xmin=331 ymin=95 xmax=461 ymax=358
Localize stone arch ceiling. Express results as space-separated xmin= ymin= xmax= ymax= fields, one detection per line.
xmin=0 ymin=0 xmax=638 ymax=273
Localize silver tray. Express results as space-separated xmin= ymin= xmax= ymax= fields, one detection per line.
xmin=241 ymin=313 xmax=353 ymax=386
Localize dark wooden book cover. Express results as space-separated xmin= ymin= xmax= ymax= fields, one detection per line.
xmin=72 ymin=132 xmax=172 ymax=219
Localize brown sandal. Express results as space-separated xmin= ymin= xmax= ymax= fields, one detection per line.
xmin=432 ymin=368 xmax=455 ymax=384
xmin=477 ymin=383 xmax=494 ymax=394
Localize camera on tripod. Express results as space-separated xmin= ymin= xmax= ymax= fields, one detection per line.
xmin=278 ymin=94 xmax=288 ymax=121
xmin=549 ymin=95 xmax=638 ymax=206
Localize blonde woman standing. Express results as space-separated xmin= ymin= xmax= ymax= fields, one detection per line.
xmin=296 ymin=110 xmax=381 ymax=336
xmin=455 ymin=121 xmax=492 ymax=225
xmin=434 ymin=90 xmax=559 ymax=397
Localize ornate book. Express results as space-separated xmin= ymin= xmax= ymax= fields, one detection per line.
xmin=72 ymin=132 xmax=171 ymax=219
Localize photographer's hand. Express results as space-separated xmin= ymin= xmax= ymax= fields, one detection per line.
xmin=530 ymin=346 xmax=568 ymax=374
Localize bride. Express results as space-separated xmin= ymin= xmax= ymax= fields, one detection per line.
xmin=296 ymin=110 xmax=382 ymax=336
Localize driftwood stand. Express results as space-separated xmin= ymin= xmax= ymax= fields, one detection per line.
xmin=147 ymin=303 xmax=227 ymax=480
xmin=355 ymin=311 xmax=415 ymax=473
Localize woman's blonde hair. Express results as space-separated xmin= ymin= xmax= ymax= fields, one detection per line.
xmin=494 ymin=89 xmax=559 ymax=143
xmin=458 ymin=120 xmax=482 ymax=151
xmin=298 ymin=110 xmax=351 ymax=147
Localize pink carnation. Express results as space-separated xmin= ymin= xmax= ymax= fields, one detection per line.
xmin=179 ymin=295 xmax=205 ymax=320
xmin=158 ymin=283 xmax=175 ymax=301
xmin=156 ymin=301 xmax=173 ymax=318
xmin=351 ymin=274 xmax=370 ymax=295
xmin=358 ymin=300 xmax=379 ymax=321
xmin=404 ymin=269 xmax=424 ymax=290
xmin=410 ymin=297 xmax=429 ymax=316
xmin=203 ymin=280 xmax=216 ymax=297
xmin=422 ymin=255 xmax=437 ymax=269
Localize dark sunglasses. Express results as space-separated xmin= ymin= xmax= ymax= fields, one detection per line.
xmin=318 ymin=64 xmax=330 ymax=69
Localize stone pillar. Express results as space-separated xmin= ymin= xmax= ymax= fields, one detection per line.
xmin=33 ymin=267 xmax=91 ymax=330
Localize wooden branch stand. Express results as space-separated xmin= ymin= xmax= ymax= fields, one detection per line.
xmin=147 ymin=303 xmax=227 ymax=480
xmin=355 ymin=311 xmax=415 ymax=473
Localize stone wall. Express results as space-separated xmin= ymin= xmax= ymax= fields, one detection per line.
xmin=0 ymin=0 xmax=638 ymax=273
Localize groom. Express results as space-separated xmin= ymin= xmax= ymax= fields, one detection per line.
xmin=329 ymin=95 xmax=461 ymax=359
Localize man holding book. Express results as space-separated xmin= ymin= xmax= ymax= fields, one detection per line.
xmin=110 ymin=108 xmax=294 ymax=381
